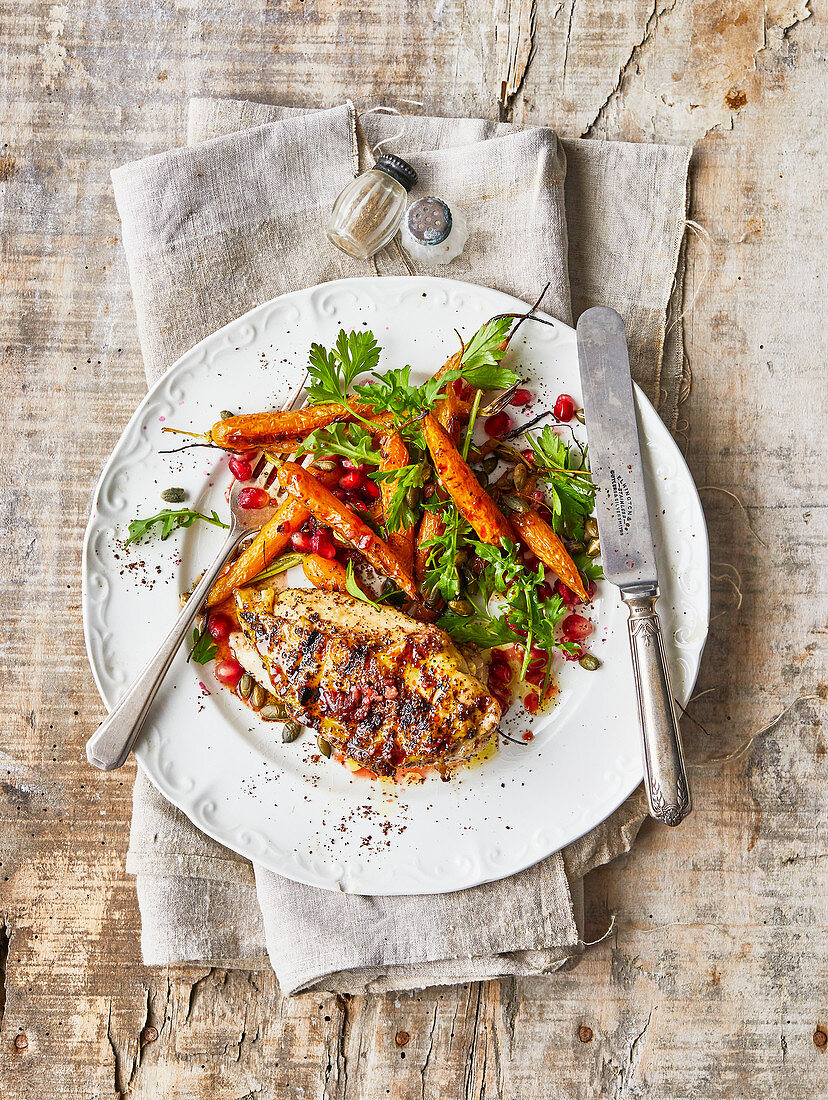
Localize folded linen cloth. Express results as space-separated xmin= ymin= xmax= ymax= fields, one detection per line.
xmin=113 ymin=99 xmax=690 ymax=994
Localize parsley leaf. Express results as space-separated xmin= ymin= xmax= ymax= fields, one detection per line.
xmin=437 ymin=609 xmax=512 ymax=649
xmin=126 ymin=508 xmax=229 ymax=546
xmin=458 ymin=316 xmax=519 ymax=391
xmin=572 ymin=553 xmax=603 ymax=582
xmin=190 ymin=624 xmax=218 ymax=664
xmin=307 ymin=329 xmax=380 ymax=404
xmin=370 ymin=462 xmax=427 ymax=533
xmin=353 ymin=365 xmax=445 ymax=426
xmin=304 ymin=423 xmax=382 ymax=467
xmin=526 ymin=425 xmax=596 ymax=540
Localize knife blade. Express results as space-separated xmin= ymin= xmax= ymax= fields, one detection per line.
xmin=576 ymin=306 xmax=692 ymax=827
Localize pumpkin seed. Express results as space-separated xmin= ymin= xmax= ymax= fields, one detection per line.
xmin=317 ymin=735 xmax=332 ymax=758
xmin=448 ymin=598 xmax=474 ymax=616
xmin=482 ymin=455 xmax=498 ymax=474
xmin=160 ymin=487 xmax=186 ymax=504
xmin=250 ymin=682 xmax=267 ymax=710
xmin=315 ymin=458 xmax=337 ymax=472
xmin=454 ymin=549 xmax=468 ymax=566
xmin=219 ymin=409 xmax=235 ymax=420
xmin=501 ymin=493 xmax=529 ymax=514
xmin=260 ymin=705 xmax=285 ymax=721
xmin=475 ymin=469 xmax=489 ymax=488
xmin=495 ymin=443 xmax=522 ymax=463
xmin=579 ymin=653 xmax=601 ymax=671
xmin=513 ymin=464 xmax=528 ymax=491
xmin=584 ymin=517 xmax=599 ymax=539
xmin=586 ymin=537 xmax=601 ymax=558
xmin=565 ymin=539 xmax=586 ymax=555
xmin=575 ymin=408 xmax=586 ymax=424
xmin=406 ymin=485 xmax=421 ymax=508
xmin=237 ymin=673 xmax=253 ymax=700
xmin=282 ymin=721 xmax=302 ymax=743
xmin=265 ymin=697 xmax=289 ymax=719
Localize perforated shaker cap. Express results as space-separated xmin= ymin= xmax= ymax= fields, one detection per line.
xmin=374 ymin=154 xmax=418 ymax=192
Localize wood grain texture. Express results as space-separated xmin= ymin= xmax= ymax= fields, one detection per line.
xmin=1 ymin=0 xmax=826 ymax=1096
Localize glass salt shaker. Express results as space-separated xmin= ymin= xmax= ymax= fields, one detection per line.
xmin=327 ymin=154 xmax=418 ymax=260
xmin=401 ymin=197 xmax=469 ymax=266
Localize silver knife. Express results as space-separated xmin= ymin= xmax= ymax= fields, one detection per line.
xmin=576 ymin=306 xmax=692 ymax=827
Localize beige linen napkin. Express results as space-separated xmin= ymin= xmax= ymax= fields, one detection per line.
xmin=113 ymin=100 xmax=689 ymax=994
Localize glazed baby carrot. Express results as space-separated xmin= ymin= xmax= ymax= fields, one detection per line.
xmin=302 ymin=554 xmax=366 ymax=596
xmin=414 ymin=497 xmax=446 ymax=587
xmin=421 ymin=414 xmax=514 ymax=547
xmin=206 ymin=495 xmax=310 ymax=607
xmin=378 ymin=430 xmax=415 ymax=572
xmin=206 ymin=466 xmax=339 ymax=606
xmin=279 ymin=462 xmax=418 ymax=600
xmin=211 ymin=405 xmax=351 ymax=449
xmin=509 ymin=507 xmax=588 ymax=601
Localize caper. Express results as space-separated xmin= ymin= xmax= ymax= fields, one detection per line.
xmin=219 ymin=409 xmax=235 ymax=421
xmin=482 ymin=455 xmax=498 ymax=474
xmin=448 ymin=599 xmax=474 ymax=616
xmin=501 ymin=493 xmax=529 ymax=514
xmin=565 ymin=539 xmax=586 ymax=555
xmin=250 ymin=682 xmax=267 ymax=710
xmin=579 ymin=654 xmax=601 ymax=671
xmin=406 ymin=485 xmax=421 ymax=509
xmin=160 ymin=487 xmax=186 ymax=504
xmin=315 ymin=458 xmax=337 ymax=472
xmin=237 ymin=673 xmax=253 ymax=700
xmin=282 ymin=721 xmax=302 ymax=743
xmin=575 ymin=408 xmax=586 ymax=424
xmin=586 ymin=537 xmax=601 ymax=558
xmin=584 ymin=517 xmax=599 ymax=539
xmin=513 ymin=464 xmax=528 ymax=492
xmin=317 ymin=735 xmax=332 ymax=758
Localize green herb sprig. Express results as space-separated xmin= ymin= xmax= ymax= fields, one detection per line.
xmin=189 ymin=624 xmax=218 ymax=664
xmin=126 ymin=508 xmax=229 ymax=546
xmin=525 ymin=426 xmax=595 ymax=540
xmin=307 ymin=329 xmax=381 ymax=405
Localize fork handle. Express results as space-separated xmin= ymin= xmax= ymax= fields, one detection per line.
xmin=86 ymin=528 xmax=244 ymax=771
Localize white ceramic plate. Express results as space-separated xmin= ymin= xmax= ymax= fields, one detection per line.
xmin=83 ymin=277 xmax=709 ymax=895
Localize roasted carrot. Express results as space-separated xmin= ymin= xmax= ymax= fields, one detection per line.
xmin=279 ymin=462 xmax=418 ymax=600
xmin=302 ymin=554 xmax=365 ymax=596
xmin=414 ymin=493 xmax=446 ymax=586
xmin=421 ymin=414 xmax=514 ymax=547
xmin=377 ymin=431 xmax=415 ymax=573
xmin=510 ymin=507 xmax=588 ymax=601
xmin=206 ymin=466 xmax=338 ymax=606
xmin=211 ymin=401 xmax=387 ymax=450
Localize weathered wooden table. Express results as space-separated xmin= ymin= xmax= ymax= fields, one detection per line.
xmin=1 ymin=2 xmax=825 ymax=1096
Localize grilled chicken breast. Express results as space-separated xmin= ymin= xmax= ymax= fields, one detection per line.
xmin=234 ymin=587 xmax=501 ymax=776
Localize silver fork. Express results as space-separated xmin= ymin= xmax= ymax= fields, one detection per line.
xmin=86 ymin=378 xmax=306 ymax=771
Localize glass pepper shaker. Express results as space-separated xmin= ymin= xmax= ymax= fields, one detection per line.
xmin=327 ymin=154 xmax=418 ymax=260
xmin=401 ymin=196 xmax=469 ymax=266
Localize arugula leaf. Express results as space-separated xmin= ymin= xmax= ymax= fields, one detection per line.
xmin=304 ymin=423 xmax=382 ymax=467
xmin=307 ymin=328 xmax=380 ymax=404
xmin=421 ymin=499 xmax=473 ymax=601
xmin=126 ymin=508 xmax=229 ymax=546
xmin=345 ymin=561 xmax=377 ymax=606
xmin=526 ymin=425 xmax=596 ymax=540
xmin=250 ymin=552 xmax=307 ymax=584
xmin=370 ymin=463 xmax=427 ymax=534
xmin=353 ymin=365 xmax=438 ymax=424
xmin=437 ymin=609 xmax=512 ymax=649
xmin=190 ymin=624 xmax=218 ymax=664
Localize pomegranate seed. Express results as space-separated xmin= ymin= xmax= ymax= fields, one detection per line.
xmin=521 ymin=448 xmax=535 ymax=462
xmin=341 ymin=458 xmax=366 ymax=471
xmin=214 ymin=659 xmax=244 ymax=687
xmin=311 ymin=532 xmax=337 ymax=560
xmin=537 ymin=581 xmax=555 ymax=601
xmin=332 ymin=488 xmax=348 ymax=501
xmin=510 ymin=388 xmax=533 ymax=407
xmin=553 ymin=394 xmax=576 ymax=422
xmin=554 ymin=579 xmax=579 ymax=609
xmin=484 ymin=411 xmax=513 ymax=437
xmin=361 ymin=478 xmax=381 ymax=501
xmin=525 ymin=666 xmax=546 ymax=687
xmin=585 ymin=580 xmax=597 ymax=602
xmin=291 ymin=530 xmax=313 ymax=552
xmin=237 ymin=486 xmax=270 ymax=510
xmin=489 ymin=661 xmax=512 ymax=686
xmin=228 ymin=456 xmax=253 ymax=481
xmin=529 ymin=643 xmax=548 ymax=662
xmin=207 ymin=614 xmax=232 ymax=642
xmin=562 ymin=614 xmax=593 ymax=642
xmin=524 ymin=691 xmax=540 ymax=714
xmin=339 ymin=470 xmax=364 ymax=491
xmin=523 ymin=551 xmax=539 ymax=569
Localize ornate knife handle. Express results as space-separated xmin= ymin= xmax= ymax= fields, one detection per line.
xmin=623 ymin=588 xmax=692 ymax=827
